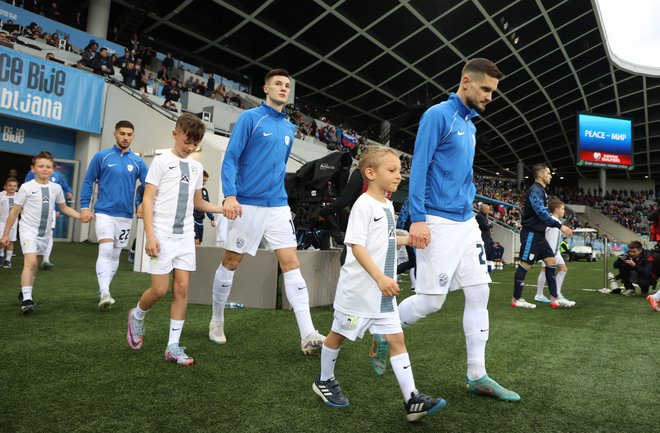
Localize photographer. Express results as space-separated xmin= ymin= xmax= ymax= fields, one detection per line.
xmin=613 ymin=241 xmax=656 ymax=296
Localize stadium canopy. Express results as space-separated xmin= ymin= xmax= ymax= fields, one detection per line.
xmin=110 ymin=0 xmax=660 ymax=180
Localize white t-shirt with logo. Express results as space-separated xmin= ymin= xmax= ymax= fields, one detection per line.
xmin=334 ymin=193 xmax=398 ymax=318
xmin=145 ymin=150 xmax=203 ymax=238
xmin=14 ymin=180 xmax=64 ymax=239
xmin=546 ymin=215 xmax=562 ymax=255
xmin=0 ymin=191 xmax=19 ymax=230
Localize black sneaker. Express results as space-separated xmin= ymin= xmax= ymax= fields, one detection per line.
xmin=313 ymin=376 xmax=349 ymax=407
xmin=21 ymin=299 xmax=35 ymax=314
xmin=3 ymin=260 xmax=11 ymax=269
xmin=404 ymin=391 xmax=446 ymax=422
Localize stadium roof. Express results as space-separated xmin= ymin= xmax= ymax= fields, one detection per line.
xmin=110 ymin=0 xmax=660 ymax=181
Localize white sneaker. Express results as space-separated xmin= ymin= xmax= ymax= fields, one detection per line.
xmin=558 ymin=295 xmax=576 ymax=307
xmin=301 ymin=330 xmax=325 ymax=355
xmin=98 ymin=293 xmax=115 ymax=310
xmin=534 ymin=294 xmax=551 ymax=303
xmin=511 ymin=298 xmax=536 ymax=309
xmin=209 ymin=321 xmax=226 ymax=344
xmin=550 ymin=297 xmax=574 ymax=308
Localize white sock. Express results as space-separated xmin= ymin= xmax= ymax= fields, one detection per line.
xmin=464 ymin=284 xmax=490 ymax=381
xmin=398 ymin=293 xmax=446 ymax=327
xmin=283 ymin=269 xmax=315 ymax=339
xmin=556 ymin=271 xmax=566 ymax=297
xmin=390 ymin=352 xmax=416 ymax=401
xmin=96 ymin=242 xmax=114 ymax=296
xmin=21 ymin=286 xmax=33 ymax=301
xmin=6 ymin=250 xmax=12 ymax=262
xmin=167 ymin=319 xmax=185 ymax=346
xmin=110 ymin=246 xmax=122 ymax=280
xmin=320 ymin=345 xmax=340 ymax=381
xmin=211 ymin=266 xmax=234 ymax=323
xmin=653 ymin=290 xmax=660 ymax=301
xmin=43 ymin=235 xmax=53 ymax=263
xmin=409 ymin=268 xmax=416 ymax=289
xmin=536 ymin=270 xmax=546 ymax=297
xmin=0 ymin=247 xmax=4 ymax=258
xmin=133 ymin=302 xmax=149 ymax=320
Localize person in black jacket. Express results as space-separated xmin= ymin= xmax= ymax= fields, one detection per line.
xmin=89 ymin=47 xmax=114 ymax=75
xmin=613 ymin=241 xmax=656 ymax=296
xmin=475 ymin=203 xmax=493 ymax=268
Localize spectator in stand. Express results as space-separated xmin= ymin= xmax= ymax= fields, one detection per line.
xmin=26 ymin=0 xmax=43 ymax=15
xmin=206 ymin=73 xmax=215 ymax=96
xmin=45 ymin=52 xmax=55 ymax=61
xmin=157 ymin=65 xmax=169 ymax=82
xmin=90 ymin=47 xmax=114 ymax=76
xmin=116 ymin=48 xmax=134 ymax=68
xmin=45 ymin=2 xmax=61 ymax=21
xmin=0 ymin=31 xmax=11 ymax=44
xmin=72 ymin=9 xmax=85 ymax=29
xmin=212 ymin=83 xmax=227 ymax=101
xmin=185 ymin=76 xmax=196 ymax=91
xmin=129 ymin=33 xmax=140 ymax=53
xmin=162 ymin=52 xmax=174 ymax=75
xmin=161 ymin=77 xmax=181 ymax=102
xmin=120 ymin=62 xmax=143 ymax=89
xmin=162 ymin=100 xmax=178 ymax=112
xmin=51 ymin=32 xmax=60 ymax=48
xmin=81 ymin=40 xmax=99 ymax=67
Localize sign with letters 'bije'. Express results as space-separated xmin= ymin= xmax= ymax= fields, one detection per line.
xmin=0 ymin=46 xmax=105 ymax=133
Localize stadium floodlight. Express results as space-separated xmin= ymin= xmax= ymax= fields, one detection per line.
xmin=593 ymin=0 xmax=660 ymax=76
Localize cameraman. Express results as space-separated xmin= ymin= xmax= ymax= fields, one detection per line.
xmin=613 ymin=241 xmax=656 ymax=296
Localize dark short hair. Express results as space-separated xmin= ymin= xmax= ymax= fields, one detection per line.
xmin=4 ymin=177 xmax=18 ymax=186
xmin=32 ymin=151 xmax=54 ymax=166
xmin=265 ymin=68 xmax=290 ymax=84
xmin=532 ymin=163 xmax=549 ymax=178
xmin=176 ymin=113 xmax=206 ymax=144
xmin=548 ymin=198 xmax=564 ymax=213
xmin=115 ymin=120 xmax=134 ymax=130
xmin=203 ymin=170 xmax=209 ymax=177
xmin=628 ymin=241 xmax=643 ymax=250
xmin=462 ymin=58 xmax=503 ymax=80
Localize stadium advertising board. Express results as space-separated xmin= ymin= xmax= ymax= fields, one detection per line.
xmin=577 ymin=113 xmax=633 ymax=169
xmin=0 ymin=46 xmax=105 ymax=133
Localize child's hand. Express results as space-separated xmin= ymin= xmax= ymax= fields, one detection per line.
xmin=0 ymin=235 xmax=8 ymax=248
xmin=145 ymin=238 xmax=160 ymax=258
xmin=377 ymin=276 xmax=400 ymax=297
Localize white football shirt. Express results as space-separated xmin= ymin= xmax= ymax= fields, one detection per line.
xmin=545 ymin=215 xmax=562 ymax=255
xmin=0 ymin=191 xmax=18 ymax=230
xmin=14 ymin=180 xmax=64 ymax=238
xmin=146 ymin=150 xmax=203 ymax=238
xmin=334 ymin=193 xmax=398 ymax=318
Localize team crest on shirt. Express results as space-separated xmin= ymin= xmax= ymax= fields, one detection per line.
xmin=181 ymin=174 xmax=190 ymax=184
xmin=42 ymin=195 xmax=50 ymax=203
xmin=127 ymin=164 xmax=134 ymax=172
xmin=236 ymin=238 xmax=245 ymax=248
xmin=284 ymin=136 xmax=290 ymax=146
xmin=438 ymin=273 xmax=449 ymax=287
xmin=191 ymin=166 xmax=198 ymax=174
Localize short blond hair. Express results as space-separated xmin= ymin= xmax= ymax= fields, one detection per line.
xmin=358 ymin=146 xmax=399 ymax=177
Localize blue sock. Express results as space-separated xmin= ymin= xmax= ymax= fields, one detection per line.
xmin=545 ymin=265 xmax=558 ymax=298
xmin=513 ymin=265 xmax=528 ymax=299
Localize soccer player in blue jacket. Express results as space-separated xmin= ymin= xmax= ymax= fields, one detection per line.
xmin=80 ymin=120 xmax=148 ymax=310
xmin=209 ymin=68 xmax=325 ymax=353
xmin=377 ymin=58 xmax=520 ymax=402
xmin=512 ymin=163 xmax=573 ymax=309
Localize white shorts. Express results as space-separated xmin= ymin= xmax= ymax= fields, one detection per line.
xmin=19 ymin=233 xmax=51 ymax=255
xmin=0 ymin=222 xmax=17 ymax=242
xmin=541 ymin=251 xmax=565 ymax=266
xmin=146 ymin=234 xmax=196 ymax=274
xmin=331 ymin=311 xmax=402 ymax=341
xmin=225 ymin=205 xmax=297 ymax=256
xmin=415 ymin=215 xmax=492 ymax=295
xmin=95 ymin=213 xmax=133 ymax=248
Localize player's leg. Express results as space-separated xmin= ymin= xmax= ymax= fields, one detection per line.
xmin=314 ymin=328 xmax=349 ymax=407
xmin=40 ymin=231 xmax=54 ymax=269
xmin=19 ymin=252 xmax=39 ymax=313
xmin=95 ymin=214 xmax=118 ymax=308
xmin=209 ymin=250 xmax=242 ymax=344
xmin=535 ymin=262 xmax=551 ymax=303
xmin=555 ymin=253 xmax=574 ymax=305
xmin=165 ymin=268 xmax=194 ymax=366
xmin=512 ymin=229 xmax=535 ymax=308
xmin=127 ymin=273 xmax=169 ymax=350
xmin=5 ymin=240 xmax=14 ymax=267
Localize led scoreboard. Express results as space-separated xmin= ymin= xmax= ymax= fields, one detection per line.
xmin=576 ymin=113 xmax=633 ymax=169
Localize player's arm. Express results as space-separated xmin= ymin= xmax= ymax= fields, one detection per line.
xmin=57 ymin=201 xmax=81 ymax=219
xmin=80 ymin=154 xmax=101 ymax=222
xmin=408 ymin=108 xmax=444 ymax=248
xmin=142 ymin=183 xmax=160 ymax=257
xmin=1 ymin=204 xmax=22 ymax=246
xmin=529 ymin=189 xmax=569 ymax=237
xmin=221 ymin=115 xmax=252 ymax=220
xmin=396 ymin=235 xmax=409 ymax=247
xmin=135 ymin=158 xmax=149 ymax=218
xmin=352 ymin=244 xmax=400 ymax=297
xmin=193 ymin=189 xmax=223 ymax=214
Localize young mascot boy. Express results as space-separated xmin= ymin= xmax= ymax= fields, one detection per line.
xmin=313 ymin=146 xmax=446 ymax=422
xmin=0 ymin=177 xmax=19 ymax=268
xmin=1 ymin=152 xmax=82 ymax=313
xmin=126 ymin=114 xmax=223 ymax=365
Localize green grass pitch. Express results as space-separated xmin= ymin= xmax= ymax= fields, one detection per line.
xmin=1 ymin=242 xmax=658 ymax=432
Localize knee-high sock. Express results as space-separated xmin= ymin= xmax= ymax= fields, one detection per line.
xmin=545 ymin=265 xmax=558 ymax=298
xmin=536 ymin=269 xmax=546 ymax=297
xmin=167 ymin=319 xmax=185 ymax=346
xmin=42 ymin=234 xmax=54 ymax=263
xmin=211 ymin=265 xmax=234 ymax=323
xmin=513 ymin=265 xmax=528 ymax=299
xmin=6 ymin=250 xmax=13 ymax=262
xmin=556 ymin=270 xmax=566 ymax=296
xmin=320 ymin=345 xmax=340 ymax=381
xmin=96 ymin=242 xmax=114 ymax=295
xmin=410 ymin=267 xmax=416 ymax=289
xmin=283 ymin=269 xmax=315 ymax=338
xmin=398 ymin=293 xmax=446 ymax=327
xmin=464 ymin=284 xmax=489 ymax=380
xmin=391 ymin=352 xmax=416 ymax=400
xmin=110 ymin=246 xmax=122 ymax=281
